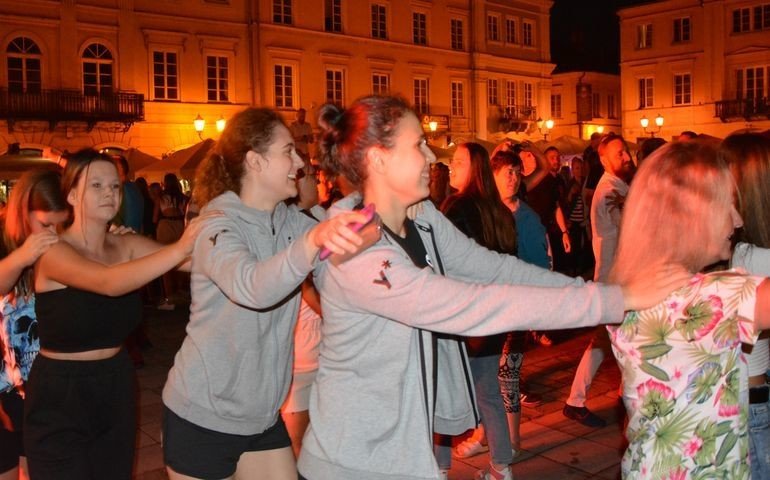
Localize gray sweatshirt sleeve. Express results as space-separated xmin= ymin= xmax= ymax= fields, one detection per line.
xmin=328 ymin=244 xmax=624 ymax=336
xmin=423 ymin=203 xmax=583 ymax=288
xmin=195 ymin=217 xmax=315 ymax=309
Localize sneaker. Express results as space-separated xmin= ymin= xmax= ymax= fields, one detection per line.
xmin=519 ymin=390 xmax=543 ymax=408
xmin=438 ymin=469 xmax=449 ymax=480
xmin=474 ymin=464 xmax=513 ymax=480
xmin=563 ymin=404 xmax=607 ymax=427
xmin=157 ymin=299 xmax=175 ymax=311
xmin=452 ymin=438 xmax=489 ymax=458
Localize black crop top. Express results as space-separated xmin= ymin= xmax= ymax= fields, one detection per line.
xmin=35 ymin=287 xmax=141 ymax=353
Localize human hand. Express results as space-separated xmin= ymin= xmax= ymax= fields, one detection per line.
xmin=562 ymin=231 xmax=571 ymax=253
xmin=108 ymin=224 xmax=135 ymax=235
xmin=308 ymin=210 xmax=370 ymax=257
xmin=620 ymin=264 xmax=691 ymax=311
xmin=176 ymin=210 xmax=224 ymax=257
xmin=18 ymin=231 xmax=58 ymax=266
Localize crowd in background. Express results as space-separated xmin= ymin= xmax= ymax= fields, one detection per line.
xmin=0 ymin=97 xmax=767 ymax=480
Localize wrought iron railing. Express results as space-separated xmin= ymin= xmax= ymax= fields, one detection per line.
xmin=503 ymin=105 xmax=538 ymax=121
xmin=0 ymin=88 xmax=144 ymax=130
xmin=715 ymin=97 xmax=770 ymax=122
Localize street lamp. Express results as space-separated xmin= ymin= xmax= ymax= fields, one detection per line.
xmin=536 ymin=117 xmax=554 ymax=141
xmin=216 ymin=115 xmax=227 ymax=133
xmin=193 ymin=114 xmax=205 ymax=139
xmin=597 ymin=125 xmax=605 ymax=134
xmin=640 ymin=114 xmax=664 ymax=137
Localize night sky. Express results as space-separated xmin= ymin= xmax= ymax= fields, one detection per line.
xmin=550 ymin=0 xmax=652 ymax=74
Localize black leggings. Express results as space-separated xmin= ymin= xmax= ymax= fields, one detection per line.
xmin=23 ymin=350 xmax=136 ymax=480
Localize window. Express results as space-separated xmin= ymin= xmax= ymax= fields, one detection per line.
xmin=505 ymin=18 xmax=516 ymax=44
xmin=673 ymin=73 xmax=691 ymax=105
xmin=737 ymin=67 xmax=767 ymax=101
xmin=522 ymin=21 xmax=534 ymax=46
xmin=371 ymin=4 xmax=387 ymax=39
xmin=206 ymin=55 xmax=229 ymax=102
xmin=152 ymin=51 xmax=178 ymax=100
xmin=326 ymin=69 xmax=344 ymax=106
xmin=523 ymin=82 xmax=533 ymax=108
xmin=82 ymin=43 xmax=113 ymax=95
xmin=550 ymin=94 xmax=562 ymax=119
xmin=451 ymin=81 xmax=464 ymax=117
xmin=637 ymin=23 xmax=652 ymax=48
xmin=487 ymin=14 xmax=499 ymax=42
xmin=638 ymin=77 xmax=654 ymax=108
xmin=274 ymin=64 xmax=294 ymax=109
xmin=487 ymin=79 xmax=498 ymax=105
xmin=6 ymin=37 xmax=41 ymax=94
xmin=754 ymin=4 xmax=770 ymax=30
xmin=273 ymin=0 xmax=292 ymax=25
xmin=607 ymin=94 xmax=617 ymax=119
xmin=451 ymin=19 xmax=464 ymax=50
xmin=372 ymin=73 xmax=389 ymax=95
xmin=413 ymin=77 xmax=429 ymax=114
xmin=733 ymin=8 xmax=751 ymax=33
xmin=413 ymin=12 xmax=427 ymax=45
xmin=673 ymin=17 xmax=691 ymax=42
xmin=325 ymin=0 xmax=342 ymax=33
xmin=505 ymin=80 xmax=517 ymax=109
xmin=592 ymin=92 xmax=601 ymax=118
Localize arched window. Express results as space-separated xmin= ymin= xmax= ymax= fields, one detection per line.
xmin=6 ymin=37 xmax=42 ymax=93
xmin=82 ymin=43 xmax=113 ymax=95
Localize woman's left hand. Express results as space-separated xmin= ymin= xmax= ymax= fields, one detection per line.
xmin=562 ymin=231 xmax=571 ymax=253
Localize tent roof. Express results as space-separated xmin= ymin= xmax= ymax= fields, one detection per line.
xmin=0 ymin=154 xmax=63 ymax=180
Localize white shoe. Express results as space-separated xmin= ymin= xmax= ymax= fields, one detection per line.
xmin=474 ymin=464 xmax=513 ymax=480
xmin=439 ymin=469 xmax=449 ymax=480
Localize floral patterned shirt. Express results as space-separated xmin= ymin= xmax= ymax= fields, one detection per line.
xmin=609 ymin=271 xmax=761 ymax=480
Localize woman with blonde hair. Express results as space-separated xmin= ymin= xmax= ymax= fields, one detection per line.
xmin=720 ymin=133 xmax=770 ymax=479
xmin=161 ymin=107 xmax=367 ymax=480
xmin=25 ymin=149 xmax=204 ymax=480
xmin=608 ymin=141 xmax=770 ymax=479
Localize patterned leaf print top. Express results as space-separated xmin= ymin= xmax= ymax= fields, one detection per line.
xmin=609 ymin=271 xmax=762 ymax=480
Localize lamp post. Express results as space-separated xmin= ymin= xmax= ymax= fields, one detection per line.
xmin=193 ymin=114 xmax=205 ymax=140
xmin=536 ymin=117 xmax=554 ymax=141
xmin=640 ymin=114 xmax=664 ymax=137
xmin=216 ymin=116 xmax=226 ymax=133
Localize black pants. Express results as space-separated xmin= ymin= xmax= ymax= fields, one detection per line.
xmin=23 ymin=350 xmax=136 ymax=480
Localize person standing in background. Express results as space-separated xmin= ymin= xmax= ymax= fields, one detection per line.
xmin=290 ymin=108 xmax=314 ymax=160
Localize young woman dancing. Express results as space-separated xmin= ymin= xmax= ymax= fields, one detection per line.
xmin=161 ymin=107 xmax=367 ymax=480
xmin=25 ymin=149 xmax=202 ymax=480
xmin=296 ymin=95 xmax=688 ymax=480
xmin=608 ymin=141 xmax=770 ymax=479
xmin=0 ymin=169 xmax=67 ymax=480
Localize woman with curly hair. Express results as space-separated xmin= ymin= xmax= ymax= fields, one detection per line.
xmin=161 ymin=107 xmax=367 ymax=480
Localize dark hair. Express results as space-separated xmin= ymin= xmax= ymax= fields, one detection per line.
xmin=194 ymin=108 xmax=285 ymax=207
xmin=639 ymin=137 xmax=667 ymax=162
xmin=679 ymin=131 xmax=698 ymax=139
xmin=163 ymin=173 xmax=186 ymax=210
xmin=318 ymin=95 xmax=413 ymax=188
xmin=490 ymin=150 xmax=523 ymax=172
xmin=544 ymin=146 xmax=560 ymax=156
xmin=720 ymin=133 xmax=770 ymax=249
xmin=61 ymin=148 xmax=118 ymax=225
xmin=2 ymin=169 xmax=67 ymax=298
xmin=441 ymin=143 xmax=517 ymax=255
xmin=115 ymin=155 xmax=130 ymax=176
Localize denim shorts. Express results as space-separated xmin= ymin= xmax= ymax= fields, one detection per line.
xmin=749 ymin=386 xmax=770 ymax=480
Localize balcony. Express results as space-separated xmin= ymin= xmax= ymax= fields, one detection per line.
xmin=499 ymin=105 xmax=537 ymax=133
xmin=715 ymin=98 xmax=770 ymax=122
xmin=0 ymin=88 xmax=145 ymax=132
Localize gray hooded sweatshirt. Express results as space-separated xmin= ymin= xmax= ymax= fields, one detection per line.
xmin=162 ymin=191 xmax=320 ymax=435
xmin=298 ymin=194 xmax=625 ymax=480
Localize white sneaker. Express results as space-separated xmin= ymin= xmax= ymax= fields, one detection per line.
xmin=438 ymin=469 xmax=449 ymax=480
xmin=474 ymin=464 xmax=513 ymax=480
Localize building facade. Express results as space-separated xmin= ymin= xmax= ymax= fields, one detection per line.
xmin=619 ymin=0 xmax=770 ymax=142
xmin=549 ymin=71 xmax=621 ymax=140
xmin=0 ymin=0 xmax=558 ymax=170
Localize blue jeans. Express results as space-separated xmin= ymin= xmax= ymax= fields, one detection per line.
xmin=749 ymin=396 xmax=770 ymax=480
xmin=434 ymin=354 xmax=513 ymax=469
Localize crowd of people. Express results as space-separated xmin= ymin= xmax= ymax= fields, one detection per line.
xmin=0 ymin=95 xmax=767 ymax=480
